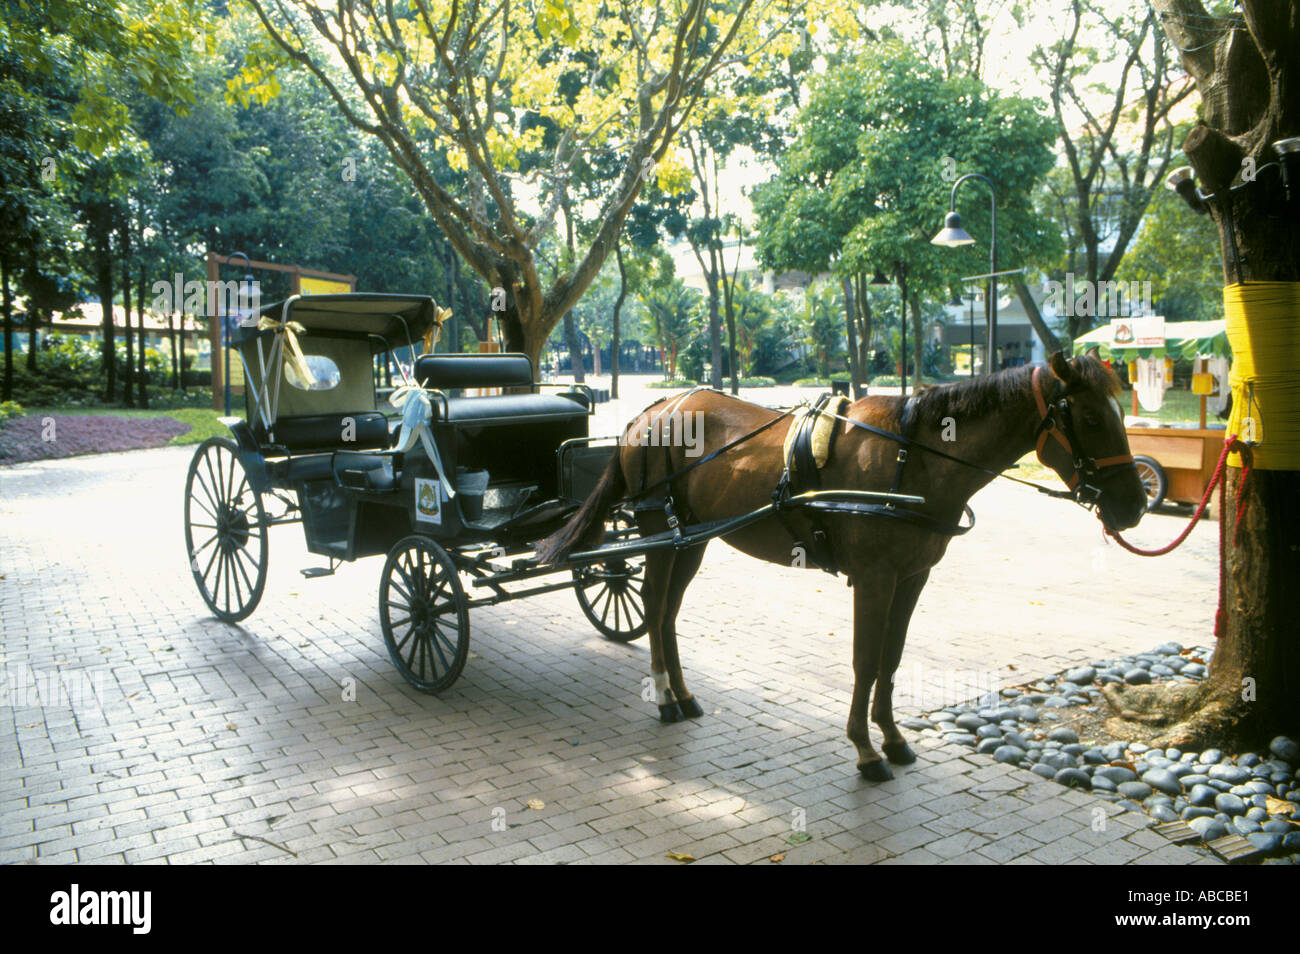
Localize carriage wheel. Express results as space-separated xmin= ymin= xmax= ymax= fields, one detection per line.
xmin=1134 ymin=455 xmax=1167 ymax=510
xmin=379 ymin=535 xmax=470 ymax=693
xmin=573 ymin=510 xmax=647 ymax=642
xmin=573 ymin=555 xmax=648 ymax=642
xmin=184 ymin=437 xmax=269 ymax=622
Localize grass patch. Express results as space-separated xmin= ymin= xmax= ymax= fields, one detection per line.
xmin=647 ymin=378 xmax=699 ymax=389
xmin=1126 ymin=388 xmax=1210 ymax=426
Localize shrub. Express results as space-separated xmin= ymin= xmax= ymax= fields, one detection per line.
xmin=10 ymin=335 xmax=175 ymax=407
xmin=0 ymin=401 xmax=24 ymax=426
xmin=648 ymin=378 xmax=698 ymax=389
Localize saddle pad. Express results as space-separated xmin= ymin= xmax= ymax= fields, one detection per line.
xmin=782 ymin=394 xmax=852 ymax=471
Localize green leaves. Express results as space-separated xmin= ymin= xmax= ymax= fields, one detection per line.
xmin=754 ymin=42 xmax=1060 ymax=300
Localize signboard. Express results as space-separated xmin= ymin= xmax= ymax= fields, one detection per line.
xmin=300 ymin=276 xmax=354 ymax=296
xmin=1111 ymin=316 xmax=1165 ymax=348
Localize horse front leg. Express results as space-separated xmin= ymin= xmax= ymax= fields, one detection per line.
xmin=849 ymin=574 xmax=897 ymax=781
xmin=872 ymin=569 xmax=930 ymax=765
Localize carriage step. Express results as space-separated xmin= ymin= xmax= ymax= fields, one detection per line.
xmin=300 ymin=566 xmax=335 ymax=579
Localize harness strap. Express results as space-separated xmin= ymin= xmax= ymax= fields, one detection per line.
xmin=777 ymin=394 xmax=839 ymax=573
xmin=629 ymin=404 xmax=793 ymax=504
xmin=1031 ymin=365 xmax=1135 ymax=495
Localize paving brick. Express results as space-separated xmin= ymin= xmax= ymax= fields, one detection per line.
xmin=0 ymin=434 xmax=1220 ymax=867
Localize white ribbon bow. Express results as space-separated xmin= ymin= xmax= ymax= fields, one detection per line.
xmin=389 ymin=385 xmax=456 ymax=497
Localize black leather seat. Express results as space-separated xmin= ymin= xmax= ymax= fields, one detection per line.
xmin=437 ymin=393 xmax=587 ymax=424
xmin=415 ymin=353 xmax=534 ymax=390
xmin=257 ymin=412 xmax=391 ymax=453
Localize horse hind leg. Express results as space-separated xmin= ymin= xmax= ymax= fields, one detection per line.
xmin=657 ymin=542 xmax=707 ymax=721
xmin=872 ymin=570 xmax=930 ymax=765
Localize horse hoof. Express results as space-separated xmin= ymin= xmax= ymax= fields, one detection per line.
xmin=858 ymin=759 xmax=894 ymax=782
xmin=883 ymin=742 xmax=916 ymax=765
xmin=659 ymin=703 xmax=683 ymax=723
xmin=678 ymin=696 xmax=704 ymax=719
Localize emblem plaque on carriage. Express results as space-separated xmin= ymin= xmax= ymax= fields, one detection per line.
xmin=415 ymin=478 xmax=443 ymax=525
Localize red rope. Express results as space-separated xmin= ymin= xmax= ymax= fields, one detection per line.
xmin=1105 ymin=435 xmax=1251 ymax=639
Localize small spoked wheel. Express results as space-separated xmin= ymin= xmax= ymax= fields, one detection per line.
xmin=1134 ymin=455 xmax=1167 ymax=510
xmin=184 ymin=437 xmax=268 ymax=622
xmin=379 ymin=535 xmax=470 ymax=693
xmin=573 ymin=557 xmax=648 ymax=642
xmin=573 ymin=510 xmax=647 ymax=642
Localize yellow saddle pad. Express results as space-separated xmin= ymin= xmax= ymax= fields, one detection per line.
xmin=782 ymin=394 xmax=851 ymax=471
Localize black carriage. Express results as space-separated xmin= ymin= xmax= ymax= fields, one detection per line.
xmin=183 ymin=293 xmax=646 ymax=693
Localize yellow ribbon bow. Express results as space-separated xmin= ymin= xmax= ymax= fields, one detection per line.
xmin=422 ymin=305 xmax=453 ymax=354
xmin=257 ymin=316 xmax=318 ymax=389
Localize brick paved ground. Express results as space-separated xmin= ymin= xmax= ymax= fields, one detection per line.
xmin=0 ymin=379 xmax=1223 ymax=864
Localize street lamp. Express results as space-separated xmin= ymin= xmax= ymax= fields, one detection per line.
xmin=871 ymin=261 xmax=908 ymax=395
xmin=932 ymin=174 xmax=997 ymax=375
xmin=223 ymin=251 xmax=255 ymax=416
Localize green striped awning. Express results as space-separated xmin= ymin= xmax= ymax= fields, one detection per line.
xmin=1071 ymin=319 xmax=1229 ymax=361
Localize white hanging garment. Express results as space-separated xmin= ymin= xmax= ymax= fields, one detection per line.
xmin=1207 ymin=356 xmax=1230 ymax=416
xmin=1136 ymin=357 xmax=1166 ymax=412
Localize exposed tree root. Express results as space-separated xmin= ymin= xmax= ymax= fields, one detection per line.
xmin=1100 ymin=681 xmax=1257 ymax=751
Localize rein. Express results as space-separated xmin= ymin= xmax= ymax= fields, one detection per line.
xmin=623 ymin=367 xmax=1121 ymax=521
xmin=1105 ymin=434 xmax=1253 ymax=639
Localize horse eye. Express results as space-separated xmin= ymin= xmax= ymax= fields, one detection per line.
xmin=1083 ymin=412 xmax=1101 ymax=427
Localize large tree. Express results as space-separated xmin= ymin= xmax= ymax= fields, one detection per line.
xmin=240 ymin=0 xmax=806 ymax=369
xmin=753 ymin=43 xmax=1060 ymax=387
xmin=1031 ymin=0 xmax=1193 ymax=339
xmin=1106 ymin=0 xmax=1299 ymax=747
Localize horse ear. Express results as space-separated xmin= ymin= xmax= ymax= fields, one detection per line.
xmin=1049 ymin=351 xmax=1079 ymax=386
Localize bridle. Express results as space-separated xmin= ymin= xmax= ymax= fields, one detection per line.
xmin=1031 ymin=365 xmax=1136 ymax=509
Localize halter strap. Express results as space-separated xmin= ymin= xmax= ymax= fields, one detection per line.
xmin=1031 ymin=365 xmax=1135 ymax=494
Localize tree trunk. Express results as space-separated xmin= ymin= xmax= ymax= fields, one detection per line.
xmin=909 ymin=292 xmax=924 ymax=385
xmin=137 ymin=262 xmax=148 ymax=408
xmin=1106 ymin=0 xmax=1300 ymax=748
xmin=1014 ymin=275 xmax=1062 ymax=354
xmin=25 ymin=254 xmax=38 ymax=372
xmin=443 ymin=242 xmax=460 ymax=353
xmin=170 ymin=312 xmax=180 ymax=391
xmin=96 ymin=231 xmax=115 ymax=404
xmin=857 ymin=274 xmax=873 ymax=381
xmin=611 ymin=242 xmax=625 ymax=399
xmin=120 ymin=223 xmax=133 ymax=408
xmin=563 ymin=311 xmax=585 ymax=384
xmin=842 ymin=276 xmax=863 ymax=398
xmin=705 ymin=275 xmax=722 ymax=390
xmin=1 ymin=251 xmax=12 ymax=403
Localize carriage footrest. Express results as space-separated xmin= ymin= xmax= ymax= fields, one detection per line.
xmin=300 ymin=566 xmax=336 ymax=578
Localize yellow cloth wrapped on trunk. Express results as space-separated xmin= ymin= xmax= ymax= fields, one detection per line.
xmin=1223 ymin=282 xmax=1300 ymax=470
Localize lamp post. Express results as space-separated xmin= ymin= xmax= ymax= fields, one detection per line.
xmin=932 ymin=173 xmax=997 ymax=374
xmin=871 ymin=260 xmax=908 ymax=395
xmin=223 ymin=251 xmax=254 ymax=416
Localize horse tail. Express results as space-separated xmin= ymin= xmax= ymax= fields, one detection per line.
xmin=534 ymin=445 xmax=627 ymax=565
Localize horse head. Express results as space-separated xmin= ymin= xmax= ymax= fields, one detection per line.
xmin=1035 ymin=352 xmax=1146 ymax=532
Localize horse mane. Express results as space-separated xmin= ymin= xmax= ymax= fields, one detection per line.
xmin=899 ymin=354 xmax=1121 ymax=430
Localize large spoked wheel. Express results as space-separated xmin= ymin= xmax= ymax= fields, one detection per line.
xmin=1134 ymin=455 xmax=1167 ymax=510
xmin=379 ymin=535 xmax=470 ymax=693
xmin=184 ymin=437 xmax=268 ymax=623
xmin=572 ymin=512 xmax=647 ymax=642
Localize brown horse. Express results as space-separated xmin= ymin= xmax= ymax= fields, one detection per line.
xmin=536 ymin=353 xmax=1146 ymax=780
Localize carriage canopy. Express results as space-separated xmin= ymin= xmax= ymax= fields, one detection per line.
xmin=233 ymin=293 xmax=444 ymax=429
